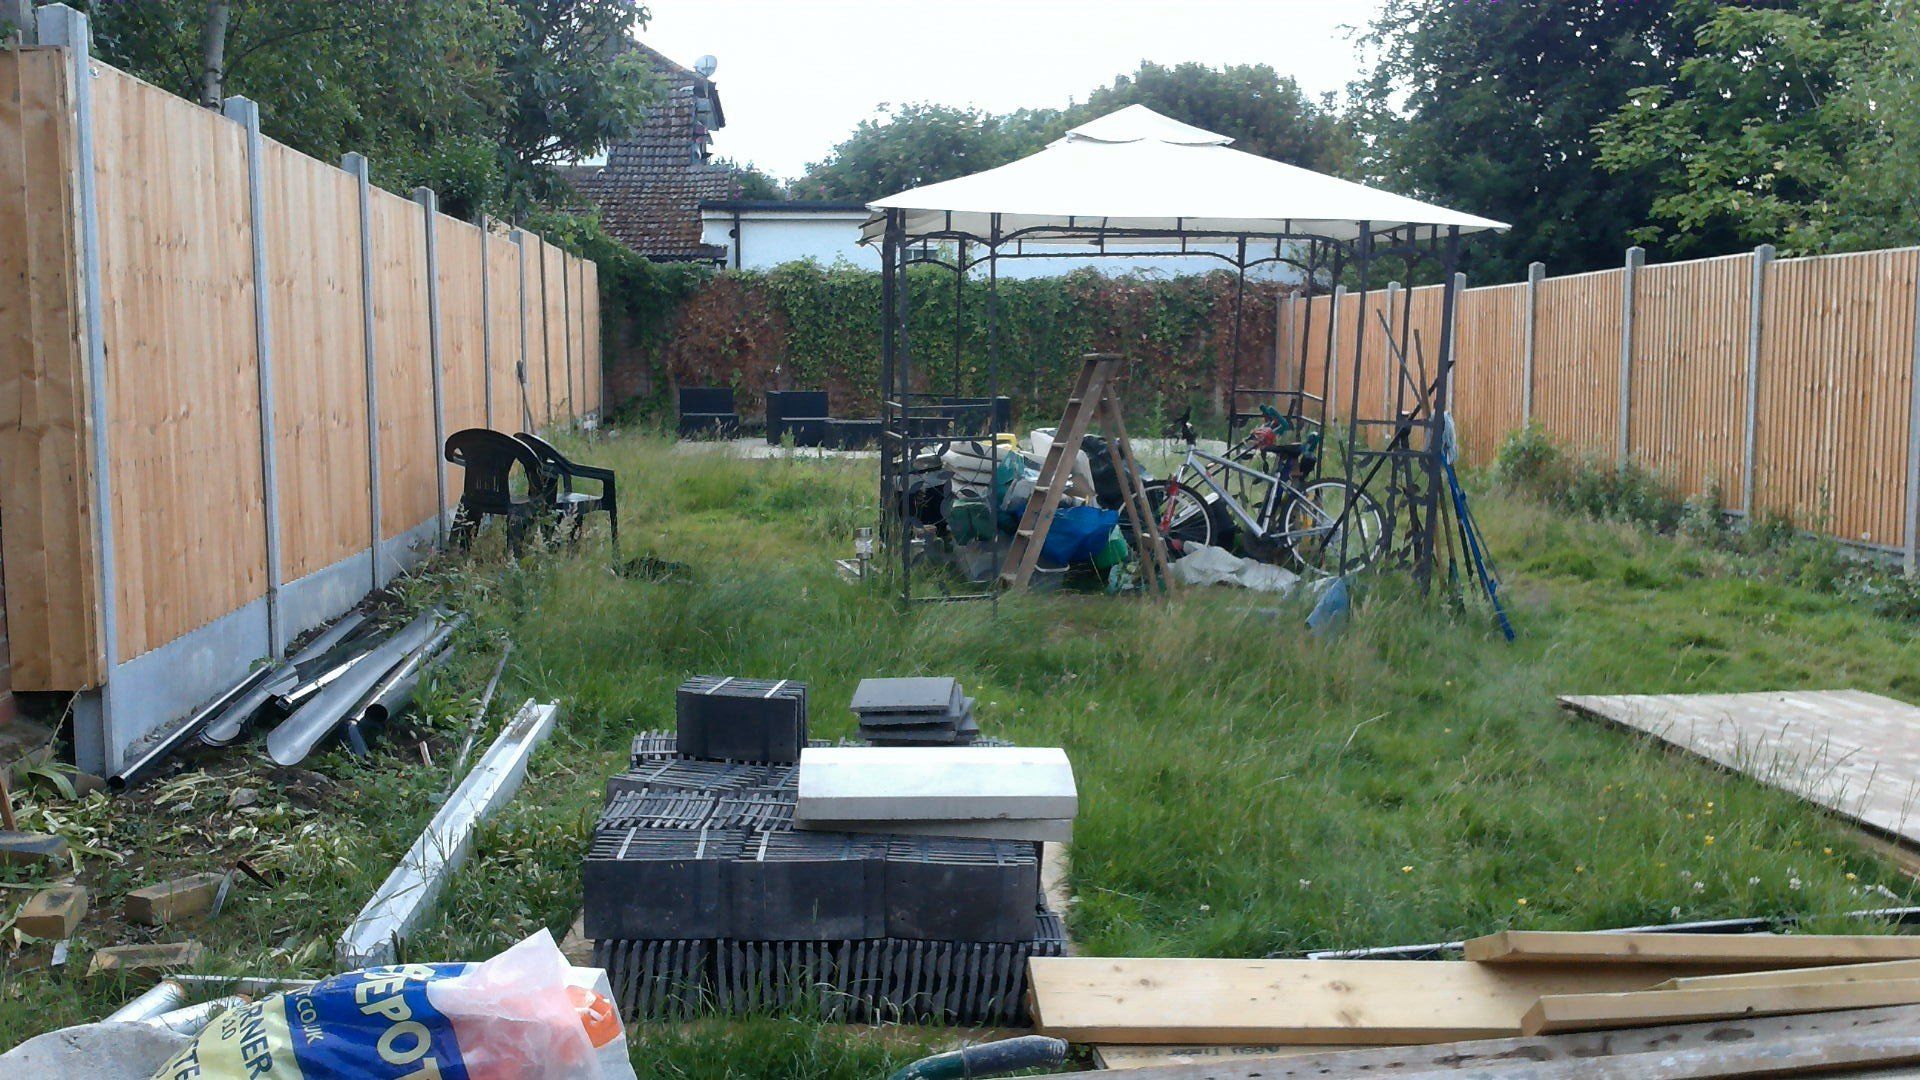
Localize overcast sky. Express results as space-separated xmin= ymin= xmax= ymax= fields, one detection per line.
xmin=638 ymin=0 xmax=1386 ymax=180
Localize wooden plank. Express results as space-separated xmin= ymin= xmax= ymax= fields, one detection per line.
xmin=1523 ymin=978 xmax=1920 ymax=1035
xmin=1661 ymin=959 xmax=1920 ymax=992
xmin=1025 ymin=957 xmax=1742 ymax=1045
xmin=1094 ymin=1045 xmax=1384 ymax=1071
xmin=1050 ymin=1005 xmax=1920 ymax=1079
xmin=1468 ymin=931 xmax=1920 ymax=967
xmin=1560 ymin=690 xmax=1920 ymax=851
xmin=0 ymin=48 xmax=103 ymax=690
xmin=369 ymin=187 xmax=435 ymax=539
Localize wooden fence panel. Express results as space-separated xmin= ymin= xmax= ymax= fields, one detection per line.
xmin=260 ymin=139 xmax=370 ymax=583
xmin=1294 ymin=293 xmax=1336 ymax=414
xmin=1755 ymin=249 xmax=1918 ymax=547
xmin=0 ymin=49 xmax=100 ymax=689
xmin=1628 ymin=254 xmax=1751 ymax=500
xmin=522 ymin=235 xmax=553 ymax=423
xmin=437 ymin=216 xmax=487 ymax=438
xmin=92 ymin=67 xmax=264 ymax=661
xmin=1452 ymin=282 xmax=1528 ymax=466
xmin=484 ymin=230 xmax=521 ymax=429
xmin=544 ymin=241 xmax=571 ymax=421
xmin=369 ymin=188 xmax=435 ymax=540
xmin=1532 ymin=268 xmax=1625 ymax=461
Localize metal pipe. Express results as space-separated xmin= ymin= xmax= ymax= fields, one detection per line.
xmin=145 ymin=996 xmax=246 ymax=1037
xmin=200 ymin=615 xmax=368 ymax=746
xmin=173 ymin=975 xmax=316 ymax=994
xmin=886 ymin=1036 xmax=1068 ymax=1080
xmin=340 ymin=620 xmax=463 ymax=759
xmin=446 ymin=641 xmax=513 ymax=787
xmin=265 ymin=610 xmax=446 ymax=766
xmin=104 ymin=980 xmax=187 ymax=1022
xmin=109 ymin=666 xmax=275 ymax=792
xmin=273 ymin=638 xmax=385 ymax=712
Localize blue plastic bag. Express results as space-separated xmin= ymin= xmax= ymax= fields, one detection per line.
xmin=1041 ymin=506 xmax=1121 ymax=567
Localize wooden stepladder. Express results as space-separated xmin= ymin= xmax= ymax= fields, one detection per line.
xmin=999 ymin=354 xmax=1173 ymax=593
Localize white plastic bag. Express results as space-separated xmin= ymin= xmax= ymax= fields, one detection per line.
xmin=152 ymin=930 xmax=635 ymax=1080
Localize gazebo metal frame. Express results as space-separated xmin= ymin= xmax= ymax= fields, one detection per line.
xmin=876 ymin=208 xmax=1468 ymax=608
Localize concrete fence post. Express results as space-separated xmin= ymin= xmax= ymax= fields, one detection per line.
xmin=479 ymin=216 xmax=494 ymax=430
xmin=1522 ymin=262 xmax=1544 ymax=426
xmin=342 ymin=153 xmax=383 ymax=590
xmin=560 ymin=250 xmax=574 ymax=421
xmin=1743 ymin=244 xmax=1775 ymax=519
xmin=412 ymin=188 xmax=447 ymax=548
xmin=1907 ymin=251 xmax=1920 ymax=576
xmin=1618 ymin=246 xmax=1645 ymax=467
xmin=5 ymin=0 xmax=35 ymax=43
xmin=223 ymin=97 xmax=284 ymax=657
xmin=37 ymin=3 xmax=117 ymax=774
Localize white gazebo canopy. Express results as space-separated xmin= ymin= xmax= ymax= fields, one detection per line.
xmin=863 ymin=104 xmax=1507 ymax=247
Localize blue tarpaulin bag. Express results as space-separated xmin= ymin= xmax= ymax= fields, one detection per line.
xmin=1040 ymin=506 xmax=1121 ymax=567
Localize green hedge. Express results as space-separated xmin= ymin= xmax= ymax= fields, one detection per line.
xmin=617 ymin=261 xmax=1284 ymax=426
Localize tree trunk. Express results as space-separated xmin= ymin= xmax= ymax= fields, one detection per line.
xmin=199 ymin=0 xmax=230 ymax=109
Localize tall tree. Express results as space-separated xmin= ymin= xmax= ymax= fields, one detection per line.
xmin=1596 ymin=0 xmax=1899 ymax=255
xmin=78 ymin=0 xmax=657 ymax=219
xmin=1358 ymin=0 xmax=1702 ymax=280
xmin=796 ymin=102 xmax=1042 ymax=201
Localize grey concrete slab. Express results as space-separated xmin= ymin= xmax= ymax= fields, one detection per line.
xmin=795 ymin=746 xmax=1077 ymax=822
xmin=794 ymin=817 xmax=1073 ymax=843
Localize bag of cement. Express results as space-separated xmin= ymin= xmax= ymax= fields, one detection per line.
xmin=153 ymin=930 xmax=635 ymax=1080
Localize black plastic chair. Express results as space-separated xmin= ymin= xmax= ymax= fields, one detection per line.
xmin=514 ymin=431 xmax=619 ymax=553
xmin=444 ymin=428 xmax=550 ymax=554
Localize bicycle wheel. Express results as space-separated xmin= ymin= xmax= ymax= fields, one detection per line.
xmin=1142 ymin=480 xmax=1228 ymax=557
xmin=1280 ymin=479 xmax=1386 ymax=575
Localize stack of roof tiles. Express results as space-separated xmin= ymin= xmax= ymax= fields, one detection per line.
xmin=851 ymin=677 xmax=979 ymax=746
xmin=585 ymin=678 xmax=1062 ymax=1023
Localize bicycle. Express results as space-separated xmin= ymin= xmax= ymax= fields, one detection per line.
xmin=1143 ymin=408 xmax=1388 ymax=576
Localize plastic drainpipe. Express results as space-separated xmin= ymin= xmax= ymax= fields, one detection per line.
xmin=886 ymin=1036 xmax=1070 ymax=1080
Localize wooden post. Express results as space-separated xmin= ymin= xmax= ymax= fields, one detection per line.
xmin=342 ymin=153 xmax=382 ymax=590
xmin=1618 ymin=246 xmax=1645 ymax=467
xmin=223 ymin=97 xmax=283 ymax=657
xmin=1523 ymin=262 xmax=1544 ymax=426
xmin=412 ymin=188 xmax=447 ymax=548
xmin=1743 ymin=244 xmax=1775 ymax=519
xmin=37 ymin=4 xmax=119 ymax=774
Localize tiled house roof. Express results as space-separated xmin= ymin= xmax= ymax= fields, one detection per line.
xmin=572 ymin=43 xmax=739 ymax=262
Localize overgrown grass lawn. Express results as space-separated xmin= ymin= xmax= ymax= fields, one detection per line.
xmin=2 ymin=430 xmax=1916 ymax=1077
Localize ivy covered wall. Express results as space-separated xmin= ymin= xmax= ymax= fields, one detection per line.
xmin=607 ymin=263 xmax=1286 ymax=427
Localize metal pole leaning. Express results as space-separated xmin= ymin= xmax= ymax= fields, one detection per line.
xmin=1618 ymin=246 xmax=1645 ymax=468
xmin=1523 ymin=262 xmax=1544 ymax=426
xmin=1743 ymin=244 xmax=1775 ymax=519
xmin=37 ymin=4 xmax=119 ymax=773
xmin=413 ymin=188 xmax=447 ymax=548
xmin=342 ymin=153 xmax=383 ymax=589
xmin=224 ymin=97 xmax=284 ymax=656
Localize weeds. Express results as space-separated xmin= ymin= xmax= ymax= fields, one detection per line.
xmin=1492 ymin=425 xmax=1920 ymax=621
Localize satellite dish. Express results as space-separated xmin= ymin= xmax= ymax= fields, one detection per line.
xmin=695 ymin=55 xmax=718 ymax=78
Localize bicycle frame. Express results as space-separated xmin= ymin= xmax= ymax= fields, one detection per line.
xmin=1165 ymin=444 xmax=1336 ymax=541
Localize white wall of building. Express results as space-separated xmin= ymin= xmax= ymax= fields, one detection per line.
xmin=700 ymin=206 xmax=1303 ymax=282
